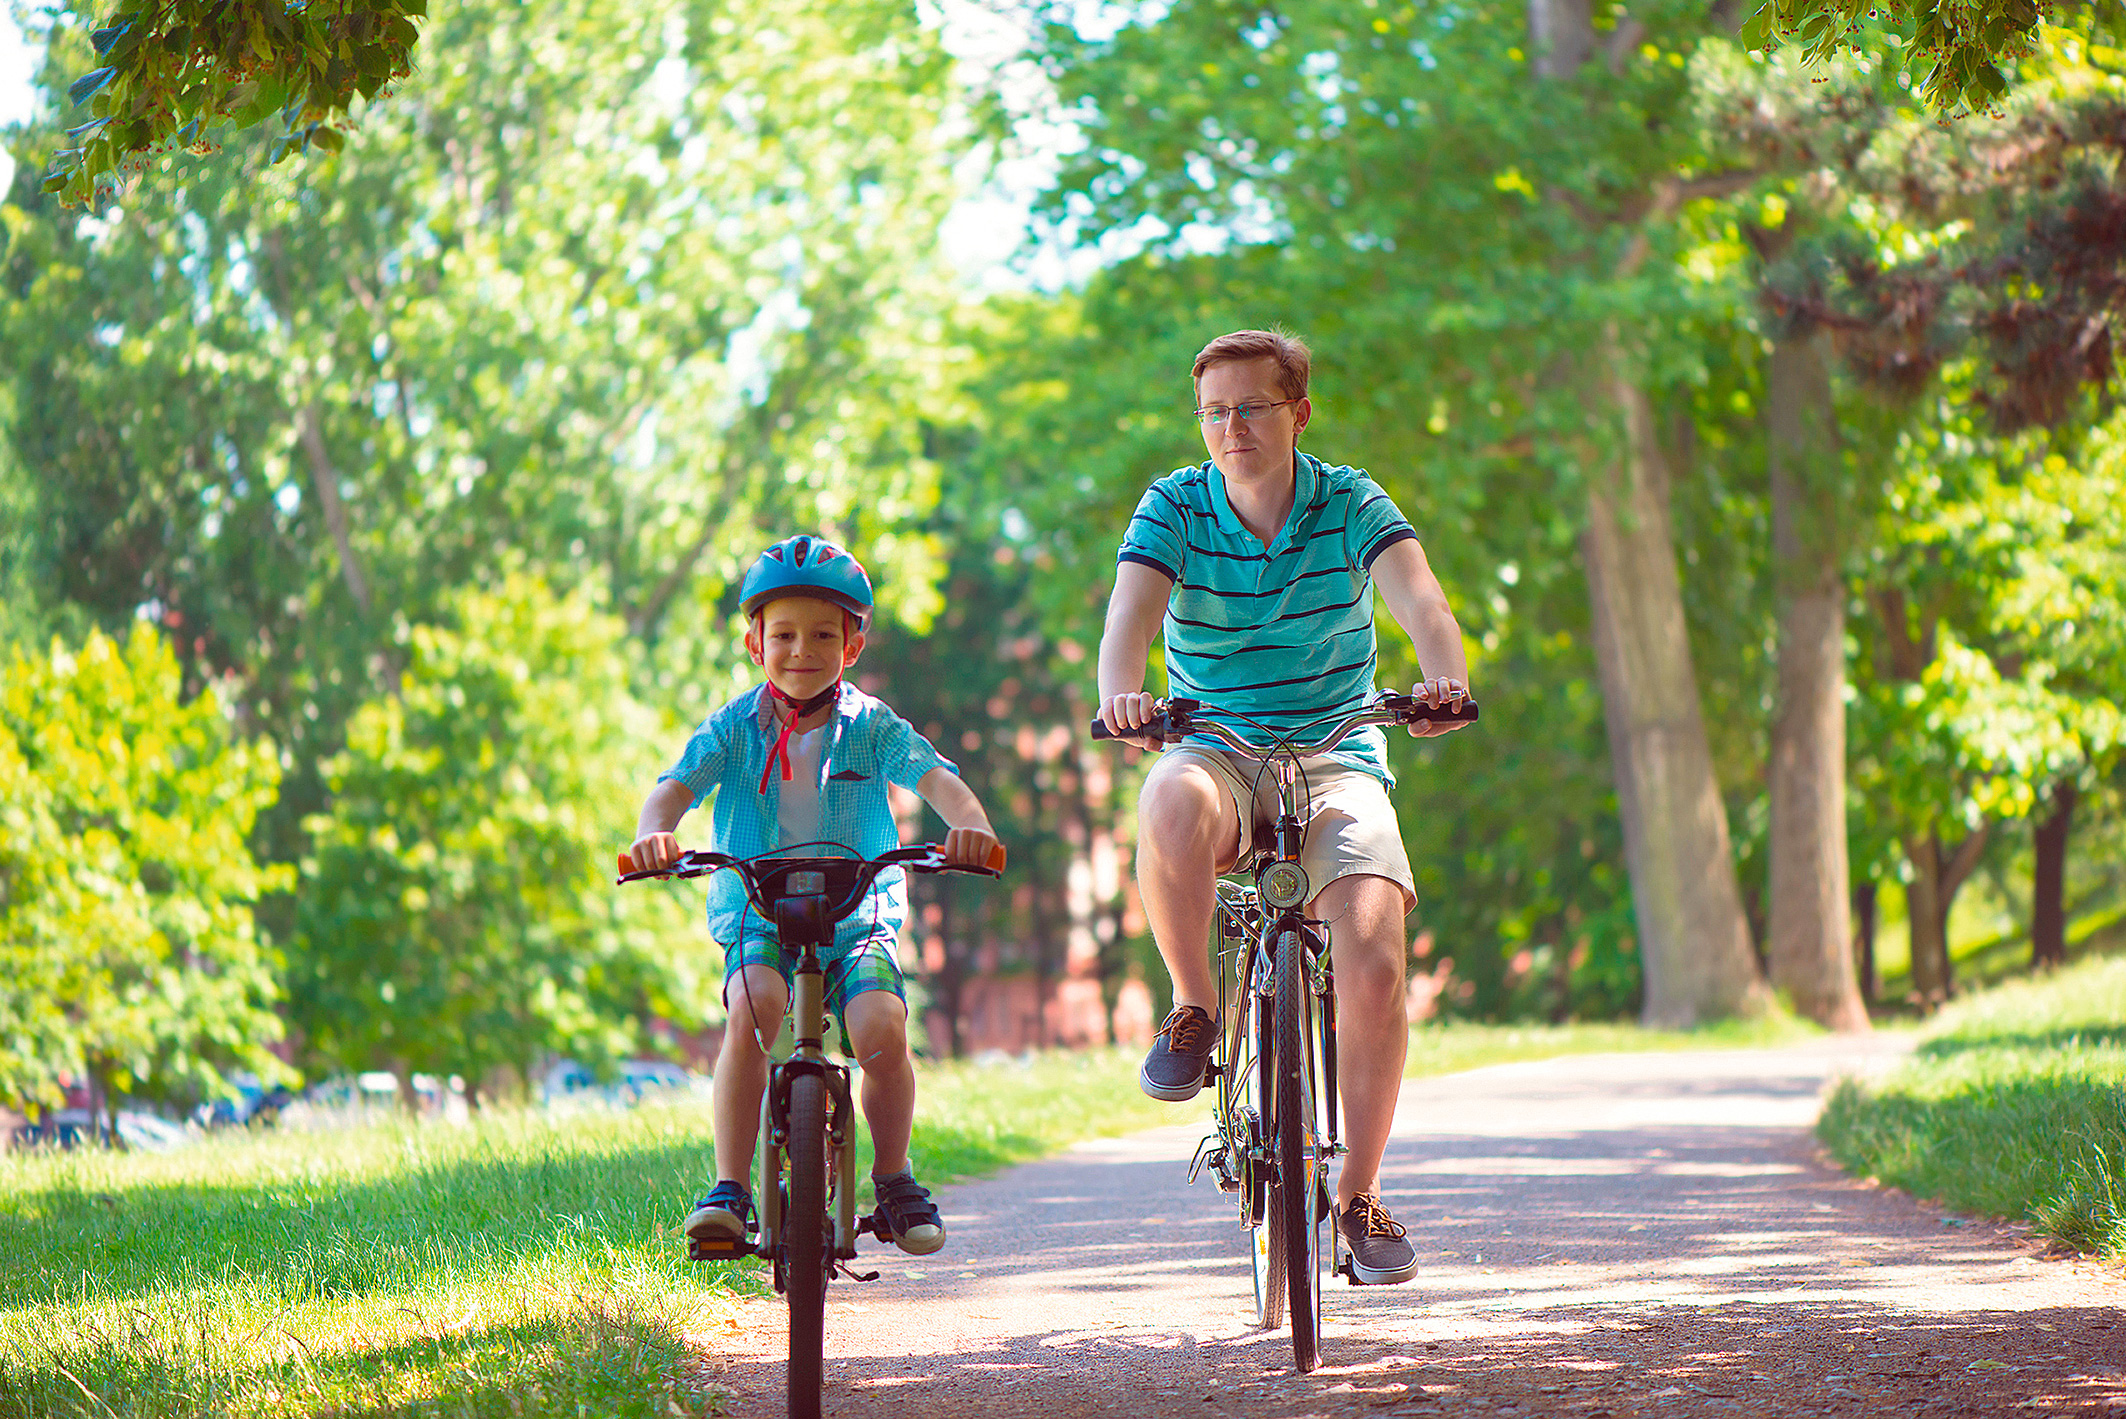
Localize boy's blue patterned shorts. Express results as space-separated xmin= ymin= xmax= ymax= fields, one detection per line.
xmin=720 ymin=931 xmax=907 ymax=1020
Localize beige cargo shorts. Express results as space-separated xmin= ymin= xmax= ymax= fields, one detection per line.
xmin=1146 ymin=745 xmax=1416 ymax=914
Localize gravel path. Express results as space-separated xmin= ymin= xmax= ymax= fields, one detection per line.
xmin=688 ymin=1037 xmax=2124 ymax=1417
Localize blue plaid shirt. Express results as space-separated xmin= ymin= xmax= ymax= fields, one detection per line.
xmin=658 ymin=682 xmax=952 ymax=954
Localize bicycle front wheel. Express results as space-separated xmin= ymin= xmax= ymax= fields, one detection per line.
xmin=784 ymin=1072 xmax=830 ymax=1419
xmin=1273 ymin=928 xmax=1326 ymax=1372
xmin=1237 ymin=968 xmax=1283 ymax=1330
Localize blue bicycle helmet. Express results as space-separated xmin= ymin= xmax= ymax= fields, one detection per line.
xmin=738 ymin=535 xmax=874 ymax=627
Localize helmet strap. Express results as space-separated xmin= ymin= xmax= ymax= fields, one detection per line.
xmin=759 ymin=681 xmax=842 ymax=795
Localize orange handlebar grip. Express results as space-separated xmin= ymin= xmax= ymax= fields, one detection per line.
xmin=618 ymin=851 xmax=635 ymax=877
xmin=986 ymin=842 xmax=1008 ymax=873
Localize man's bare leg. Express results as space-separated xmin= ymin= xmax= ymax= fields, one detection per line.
xmin=1136 ymin=758 xmax=1241 ymax=1009
xmin=1312 ymin=873 xmax=1410 ymax=1208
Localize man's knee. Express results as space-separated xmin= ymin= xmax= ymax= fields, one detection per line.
xmin=1319 ymin=875 xmax=1410 ymax=1002
xmin=1138 ymin=764 xmax=1234 ymax=863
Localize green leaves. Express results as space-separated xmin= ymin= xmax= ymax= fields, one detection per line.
xmin=41 ymin=0 xmax=426 ymax=206
xmin=1743 ymin=0 xmax=2048 ymax=115
xmin=0 ymin=625 xmax=292 ymax=1116
xmin=289 ymin=578 xmax=701 ymax=1091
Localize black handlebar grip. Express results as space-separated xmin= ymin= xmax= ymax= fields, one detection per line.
xmin=1419 ymin=700 xmax=1480 ymax=723
xmin=1089 ymin=716 xmax=1176 ymax=743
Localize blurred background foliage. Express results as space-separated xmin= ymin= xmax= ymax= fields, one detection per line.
xmin=3 ymin=0 xmax=2126 ymax=1114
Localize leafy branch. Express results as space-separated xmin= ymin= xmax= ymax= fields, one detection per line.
xmin=43 ymin=0 xmax=425 ymax=207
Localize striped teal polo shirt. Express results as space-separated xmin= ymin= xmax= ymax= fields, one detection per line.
xmin=1117 ymin=451 xmax=1418 ymax=783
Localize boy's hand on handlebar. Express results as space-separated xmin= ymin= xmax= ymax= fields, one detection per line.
xmin=1408 ymin=677 xmax=1471 ymax=737
xmin=943 ymin=826 xmax=1001 ymax=868
xmin=1099 ymin=692 xmax=1163 ymax=751
xmin=629 ymin=832 xmax=682 ymax=873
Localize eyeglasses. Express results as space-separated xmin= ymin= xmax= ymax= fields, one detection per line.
xmin=1193 ymin=399 xmax=1298 ymax=427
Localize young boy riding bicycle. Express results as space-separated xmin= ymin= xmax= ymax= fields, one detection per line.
xmin=628 ymin=536 xmax=1000 ymax=1256
xmin=1097 ymin=329 xmax=1472 ymax=1286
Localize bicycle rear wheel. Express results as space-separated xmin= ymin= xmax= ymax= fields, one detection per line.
xmin=784 ymin=1072 xmax=830 ymax=1419
xmin=1273 ymin=928 xmax=1325 ymax=1372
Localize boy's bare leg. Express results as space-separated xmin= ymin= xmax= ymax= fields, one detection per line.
xmin=844 ymin=987 xmax=943 ymax=1253
xmin=1137 ymin=759 xmax=1242 ymax=1009
xmin=712 ymin=965 xmax=788 ymax=1185
xmin=843 ymin=989 xmax=915 ymax=1175
xmin=1313 ymin=874 xmax=1410 ymax=1207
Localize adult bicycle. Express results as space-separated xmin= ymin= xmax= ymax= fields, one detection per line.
xmin=617 ymin=840 xmax=1005 ymax=1419
xmin=1092 ymin=691 xmax=1477 ymax=1372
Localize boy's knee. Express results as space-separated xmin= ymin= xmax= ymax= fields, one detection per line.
xmin=843 ymin=992 xmax=910 ymax=1060
xmin=723 ymin=968 xmax=788 ymax=1046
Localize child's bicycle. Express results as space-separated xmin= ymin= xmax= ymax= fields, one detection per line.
xmin=1092 ymin=691 xmax=1477 ymax=1373
xmin=616 ymin=840 xmax=1005 ymax=1419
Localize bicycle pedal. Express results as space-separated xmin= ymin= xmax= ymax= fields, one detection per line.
xmin=686 ymin=1238 xmax=752 ymax=1262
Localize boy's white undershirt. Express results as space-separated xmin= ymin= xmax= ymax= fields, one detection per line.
xmin=775 ymin=725 xmax=826 ymax=847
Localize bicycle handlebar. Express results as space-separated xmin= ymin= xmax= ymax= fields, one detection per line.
xmin=1089 ymin=692 xmax=1478 ymax=759
xmin=616 ymin=841 xmax=1006 ymax=886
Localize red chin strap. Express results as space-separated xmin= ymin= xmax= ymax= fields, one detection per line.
xmin=759 ymin=680 xmax=842 ymax=795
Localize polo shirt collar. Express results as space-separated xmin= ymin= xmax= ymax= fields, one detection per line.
xmin=1207 ymin=451 xmax=1319 ymax=550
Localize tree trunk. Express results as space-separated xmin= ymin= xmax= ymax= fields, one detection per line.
xmin=2031 ymin=779 xmax=2076 ymax=969
xmin=1902 ymin=825 xmax=1988 ymax=1005
xmin=1764 ymin=332 xmax=1867 ymax=1030
xmin=1582 ymin=361 xmax=1768 ymax=1026
xmin=1529 ymin=0 xmax=1764 ymax=1027
xmin=1852 ymin=880 xmax=1878 ymax=1004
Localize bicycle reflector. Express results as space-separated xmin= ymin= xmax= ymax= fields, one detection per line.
xmin=1262 ymin=861 xmax=1310 ymax=910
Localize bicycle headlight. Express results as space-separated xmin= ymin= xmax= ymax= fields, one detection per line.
xmin=1261 ymin=861 xmax=1310 ymax=910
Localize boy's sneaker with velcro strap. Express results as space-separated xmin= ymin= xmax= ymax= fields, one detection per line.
xmin=684 ymin=1180 xmax=754 ymax=1246
xmin=1338 ymin=1192 xmax=1419 ymax=1285
xmin=869 ymin=1170 xmax=946 ymax=1255
xmin=1139 ymin=1004 xmax=1217 ymax=1101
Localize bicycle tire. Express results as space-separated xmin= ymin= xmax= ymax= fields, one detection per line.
xmin=785 ymin=1072 xmax=830 ymax=1419
xmin=1238 ymin=971 xmax=1284 ymax=1329
xmin=1274 ymin=928 xmax=1323 ymax=1372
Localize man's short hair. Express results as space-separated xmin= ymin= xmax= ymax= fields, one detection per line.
xmin=1192 ymin=329 xmax=1311 ymax=401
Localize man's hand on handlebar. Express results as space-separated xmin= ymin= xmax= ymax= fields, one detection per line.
xmin=942 ymin=826 xmax=1002 ymax=868
xmin=1407 ymin=677 xmax=1471 ymax=738
xmin=629 ymin=831 xmax=682 ymax=874
xmin=1099 ymin=692 xmax=1165 ymax=751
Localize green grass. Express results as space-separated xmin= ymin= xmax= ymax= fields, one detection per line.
xmin=0 ymin=1022 xmax=1833 ymax=1418
xmin=1817 ymin=955 xmax=2126 ymax=1257
xmin=0 ymin=1050 xmax=1170 ymax=1419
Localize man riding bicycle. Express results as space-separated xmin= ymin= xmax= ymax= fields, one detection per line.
xmin=1096 ymin=328 xmax=1471 ymax=1287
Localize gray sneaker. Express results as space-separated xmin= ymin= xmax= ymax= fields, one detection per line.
xmin=1139 ymin=1004 xmax=1217 ymax=1101
xmin=1339 ymin=1193 xmax=1419 ymax=1285
xmin=685 ymin=1180 xmax=753 ymax=1245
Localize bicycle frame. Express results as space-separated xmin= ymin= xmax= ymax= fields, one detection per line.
xmin=754 ymin=889 xmax=865 ymax=1277
xmin=1098 ymin=690 xmax=1477 ymax=1370
xmin=618 ymin=842 xmax=1003 ymax=1419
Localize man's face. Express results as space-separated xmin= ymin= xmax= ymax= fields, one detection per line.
xmin=1196 ymin=356 xmax=1310 ymax=485
xmin=749 ymin=596 xmax=862 ymax=702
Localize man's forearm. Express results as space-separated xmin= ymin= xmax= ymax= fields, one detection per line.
xmin=1098 ymin=561 xmax=1171 ymax=701
xmin=1372 ymin=538 xmax=1469 ymax=686
xmin=1404 ymin=603 xmax=1468 ymax=685
xmin=1097 ymin=622 xmax=1152 ymax=702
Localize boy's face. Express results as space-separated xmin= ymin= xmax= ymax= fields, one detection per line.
xmin=748 ymin=596 xmax=863 ymax=702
